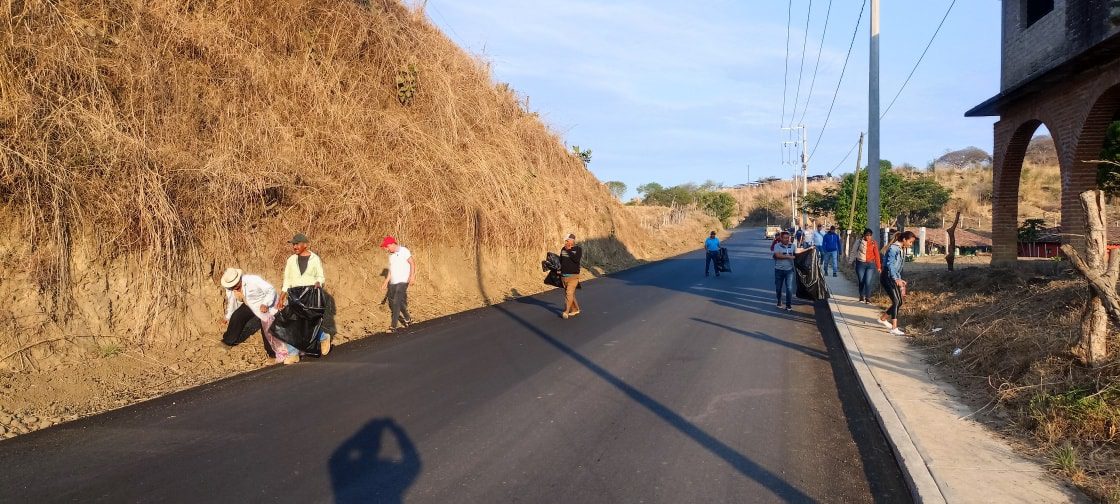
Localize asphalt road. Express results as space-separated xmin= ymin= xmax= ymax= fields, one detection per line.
xmin=0 ymin=228 xmax=910 ymax=504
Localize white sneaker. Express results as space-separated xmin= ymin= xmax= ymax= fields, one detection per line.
xmin=877 ymin=319 xmax=893 ymax=329
xmin=320 ymin=333 xmax=331 ymax=356
xmin=889 ymin=328 xmax=906 ymax=336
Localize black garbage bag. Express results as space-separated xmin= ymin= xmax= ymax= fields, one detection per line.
xmin=541 ymin=252 xmax=581 ymax=289
xmin=716 ymin=247 xmax=732 ymax=273
xmin=795 ymin=247 xmax=830 ymax=300
xmin=272 ymin=286 xmax=326 ymax=356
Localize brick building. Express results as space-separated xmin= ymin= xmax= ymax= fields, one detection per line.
xmin=966 ymin=0 xmax=1120 ymax=266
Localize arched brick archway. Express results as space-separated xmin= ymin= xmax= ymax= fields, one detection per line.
xmin=991 ymin=119 xmax=1065 ymax=266
xmin=1069 ymin=84 xmax=1120 ymax=234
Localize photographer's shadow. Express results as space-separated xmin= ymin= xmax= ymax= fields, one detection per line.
xmin=329 ymin=418 xmax=421 ymax=504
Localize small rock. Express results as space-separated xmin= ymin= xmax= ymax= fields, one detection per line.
xmin=24 ymin=416 xmax=38 ymax=425
xmin=0 ymin=426 xmax=7 ymax=435
xmin=0 ymin=414 xmax=11 ymax=424
xmin=37 ymin=420 xmax=52 ymax=430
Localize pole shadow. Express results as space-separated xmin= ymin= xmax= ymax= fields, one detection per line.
xmin=490 ymin=304 xmax=816 ymax=503
xmin=329 ymin=418 xmax=421 ymax=504
xmin=690 ymin=318 xmax=829 ymax=361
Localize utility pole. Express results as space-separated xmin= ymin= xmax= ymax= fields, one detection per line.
xmin=867 ymin=0 xmax=881 ymax=236
xmin=782 ymin=126 xmax=804 ymax=230
xmin=846 ymin=133 xmax=866 ymax=257
xmin=747 ymin=164 xmax=751 ymax=185
xmin=801 ymin=125 xmax=809 ymax=230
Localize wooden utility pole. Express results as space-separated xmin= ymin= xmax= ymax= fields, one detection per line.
xmin=845 ymin=133 xmax=865 ymax=258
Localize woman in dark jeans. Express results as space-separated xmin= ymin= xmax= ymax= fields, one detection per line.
xmin=853 ymin=228 xmax=881 ymax=304
xmin=878 ymin=231 xmax=917 ymax=336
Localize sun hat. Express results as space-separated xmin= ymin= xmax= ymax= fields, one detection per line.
xmin=288 ymin=233 xmax=309 ymax=244
xmin=220 ymin=268 xmax=243 ymax=289
xmin=564 ymin=233 xmax=576 ymax=241
xmin=380 ymin=236 xmax=398 ymax=248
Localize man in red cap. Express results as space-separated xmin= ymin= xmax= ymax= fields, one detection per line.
xmin=380 ymin=236 xmax=415 ymax=332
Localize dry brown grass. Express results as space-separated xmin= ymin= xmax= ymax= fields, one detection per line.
xmin=726 ymin=179 xmax=837 ymax=226
xmin=0 ymin=0 xmax=713 ymax=368
xmin=904 ymin=267 xmax=1120 ymax=501
xmin=930 ymin=163 xmax=1065 ymax=230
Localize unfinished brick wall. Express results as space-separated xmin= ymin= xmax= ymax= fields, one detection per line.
xmin=991 ymin=58 xmax=1120 ymax=266
xmin=1002 ymin=0 xmax=1118 ymax=90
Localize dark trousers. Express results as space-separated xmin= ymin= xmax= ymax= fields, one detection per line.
xmin=222 ymin=304 xmax=273 ymax=357
xmin=881 ymin=274 xmax=903 ymax=320
xmin=705 ymin=250 xmax=720 ymax=275
xmin=388 ymin=283 xmax=411 ymax=329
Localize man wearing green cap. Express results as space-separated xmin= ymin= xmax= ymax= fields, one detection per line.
xmin=277 ymin=233 xmax=330 ymax=354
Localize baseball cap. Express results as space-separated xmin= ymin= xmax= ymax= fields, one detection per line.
xmin=380 ymin=236 xmax=398 ymax=248
xmin=288 ymin=233 xmax=309 ymax=244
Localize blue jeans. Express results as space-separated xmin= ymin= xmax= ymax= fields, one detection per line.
xmin=705 ymin=250 xmax=720 ymax=275
xmin=774 ymin=268 xmax=795 ymax=306
xmin=821 ymin=251 xmax=838 ymax=275
xmin=856 ymin=261 xmax=877 ymax=300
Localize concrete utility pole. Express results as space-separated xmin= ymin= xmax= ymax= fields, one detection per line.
xmin=801 ymin=125 xmax=809 ymax=229
xmin=782 ymin=126 xmax=805 ymax=230
xmin=867 ymin=0 xmax=881 ymax=234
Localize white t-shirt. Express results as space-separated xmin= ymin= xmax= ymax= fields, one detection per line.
xmin=388 ymin=246 xmax=413 ymax=285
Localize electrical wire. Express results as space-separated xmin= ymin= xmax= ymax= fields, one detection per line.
xmin=828 ymin=137 xmax=861 ymax=174
xmin=788 ymin=0 xmax=814 ymax=127
xmin=796 ymin=0 xmax=833 ymax=125
xmin=808 ymin=0 xmax=866 ymax=160
xmin=880 ymin=0 xmax=958 ymax=119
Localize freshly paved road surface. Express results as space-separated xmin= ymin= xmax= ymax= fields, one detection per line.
xmin=0 ymin=229 xmax=910 ymax=503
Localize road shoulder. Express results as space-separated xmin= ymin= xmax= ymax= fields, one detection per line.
xmin=825 ymin=273 xmax=1087 ymax=503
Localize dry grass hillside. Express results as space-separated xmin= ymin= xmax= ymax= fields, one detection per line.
xmin=726 ymin=179 xmax=838 ymax=226
xmin=0 ymin=0 xmax=722 ymax=435
xmin=933 ymin=163 xmax=1062 ymax=231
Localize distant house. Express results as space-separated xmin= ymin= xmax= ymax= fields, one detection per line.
xmin=1018 ymin=225 xmax=1120 ymax=258
xmin=926 ymin=229 xmax=993 ymax=256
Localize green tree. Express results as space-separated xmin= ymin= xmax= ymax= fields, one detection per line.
xmin=1018 ymin=218 xmax=1047 ymax=242
xmin=1098 ymin=121 xmax=1120 ymax=196
xmin=637 ymin=182 xmax=663 ymax=196
xmin=696 ymin=191 xmax=737 ymax=227
xmin=570 ymin=145 xmax=592 ymax=165
xmin=830 ymin=170 xmax=950 ymax=230
xmin=803 ymin=190 xmax=839 ymax=216
xmin=605 ymin=181 xmax=627 ymax=200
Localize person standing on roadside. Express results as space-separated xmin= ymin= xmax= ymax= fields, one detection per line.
xmin=793 ymin=227 xmax=805 ymax=247
xmin=812 ymin=224 xmax=826 ymax=249
xmin=704 ymin=231 xmax=721 ymax=277
xmin=277 ymin=233 xmax=331 ymax=355
xmin=560 ymin=233 xmax=583 ymax=319
xmin=380 ymin=236 xmax=415 ymax=333
xmin=773 ymin=231 xmax=800 ymax=311
xmin=821 ymin=226 xmax=841 ymax=277
xmin=878 ymin=231 xmax=916 ymax=336
xmin=220 ymin=268 xmax=300 ymax=365
xmin=853 ymin=228 xmax=881 ymax=304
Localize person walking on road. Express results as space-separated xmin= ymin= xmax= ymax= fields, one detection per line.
xmin=380 ymin=236 xmax=415 ymax=333
xmin=773 ymin=231 xmax=802 ymax=311
xmin=878 ymin=231 xmax=916 ymax=336
xmin=853 ymin=228 xmax=881 ymax=304
xmin=812 ymin=224 xmax=826 ymax=249
xmin=277 ymin=233 xmax=331 ymax=355
xmin=821 ymin=226 xmax=840 ymax=277
xmin=220 ymin=268 xmax=301 ymax=365
xmin=704 ymin=231 xmax=721 ymax=277
xmin=560 ymin=233 xmax=583 ymax=319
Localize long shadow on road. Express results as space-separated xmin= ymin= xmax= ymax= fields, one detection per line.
xmin=490 ymin=303 xmax=817 ymax=503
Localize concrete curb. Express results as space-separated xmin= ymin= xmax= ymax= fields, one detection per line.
xmin=827 ymin=295 xmax=948 ymax=504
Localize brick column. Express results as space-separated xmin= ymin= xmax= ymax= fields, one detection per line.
xmin=991 ymin=120 xmax=1034 ymax=267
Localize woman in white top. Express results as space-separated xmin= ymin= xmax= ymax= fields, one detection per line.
xmin=220 ymin=268 xmax=301 ymax=365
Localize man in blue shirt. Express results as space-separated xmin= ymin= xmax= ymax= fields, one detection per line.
xmin=704 ymin=231 xmax=721 ymax=277
xmin=821 ymin=225 xmax=841 ymax=276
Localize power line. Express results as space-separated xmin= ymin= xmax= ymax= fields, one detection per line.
xmin=828 ymin=137 xmax=860 ymax=174
xmin=788 ymin=0 xmax=814 ymax=127
xmin=780 ymin=0 xmax=793 ymax=125
xmin=796 ymin=0 xmax=833 ymax=125
xmin=808 ymin=0 xmax=866 ymax=160
xmin=881 ymin=0 xmax=957 ymax=119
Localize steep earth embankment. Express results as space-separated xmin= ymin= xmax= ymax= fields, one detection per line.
xmin=0 ymin=0 xmax=723 ymax=437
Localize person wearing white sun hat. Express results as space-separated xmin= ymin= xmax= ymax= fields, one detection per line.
xmin=220 ymin=267 xmax=301 ymax=365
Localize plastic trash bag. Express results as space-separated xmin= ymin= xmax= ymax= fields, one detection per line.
xmin=716 ymin=247 xmax=732 ymax=273
xmin=271 ymin=285 xmax=326 ymax=356
xmin=795 ymin=247 xmax=830 ymax=300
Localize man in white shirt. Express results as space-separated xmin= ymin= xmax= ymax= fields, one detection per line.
xmin=277 ymin=233 xmax=331 ymax=355
xmin=380 ymin=236 xmax=416 ymax=332
xmin=220 ymin=268 xmax=300 ymax=365
xmin=811 ymin=224 xmax=826 ymax=249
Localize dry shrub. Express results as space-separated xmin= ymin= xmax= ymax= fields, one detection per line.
xmin=0 ymin=1 xmax=686 ymax=360
xmin=906 ymin=267 xmax=1120 ymax=501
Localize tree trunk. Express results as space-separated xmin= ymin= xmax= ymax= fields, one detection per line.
xmin=946 ymin=211 xmax=961 ymax=272
xmin=1066 ymin=191 xmax=1112 ymax=366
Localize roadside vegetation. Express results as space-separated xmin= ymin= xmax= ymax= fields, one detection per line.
xmin=626 ymin=181 xmax=738 ymax=228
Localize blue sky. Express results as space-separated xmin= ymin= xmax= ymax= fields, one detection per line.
xmin=424 ymin=0 xmax=1001 ymax=198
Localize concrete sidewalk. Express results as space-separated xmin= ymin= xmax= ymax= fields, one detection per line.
xmin=825 ymin=272 xmax=1087 ymax=503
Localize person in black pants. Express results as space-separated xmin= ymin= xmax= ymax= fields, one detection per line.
xmin=704 ymin=231 xmax=721 ymax=277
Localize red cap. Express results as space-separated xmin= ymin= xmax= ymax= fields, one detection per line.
xmin=379 ymin=236 xmax=397 ymax=248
